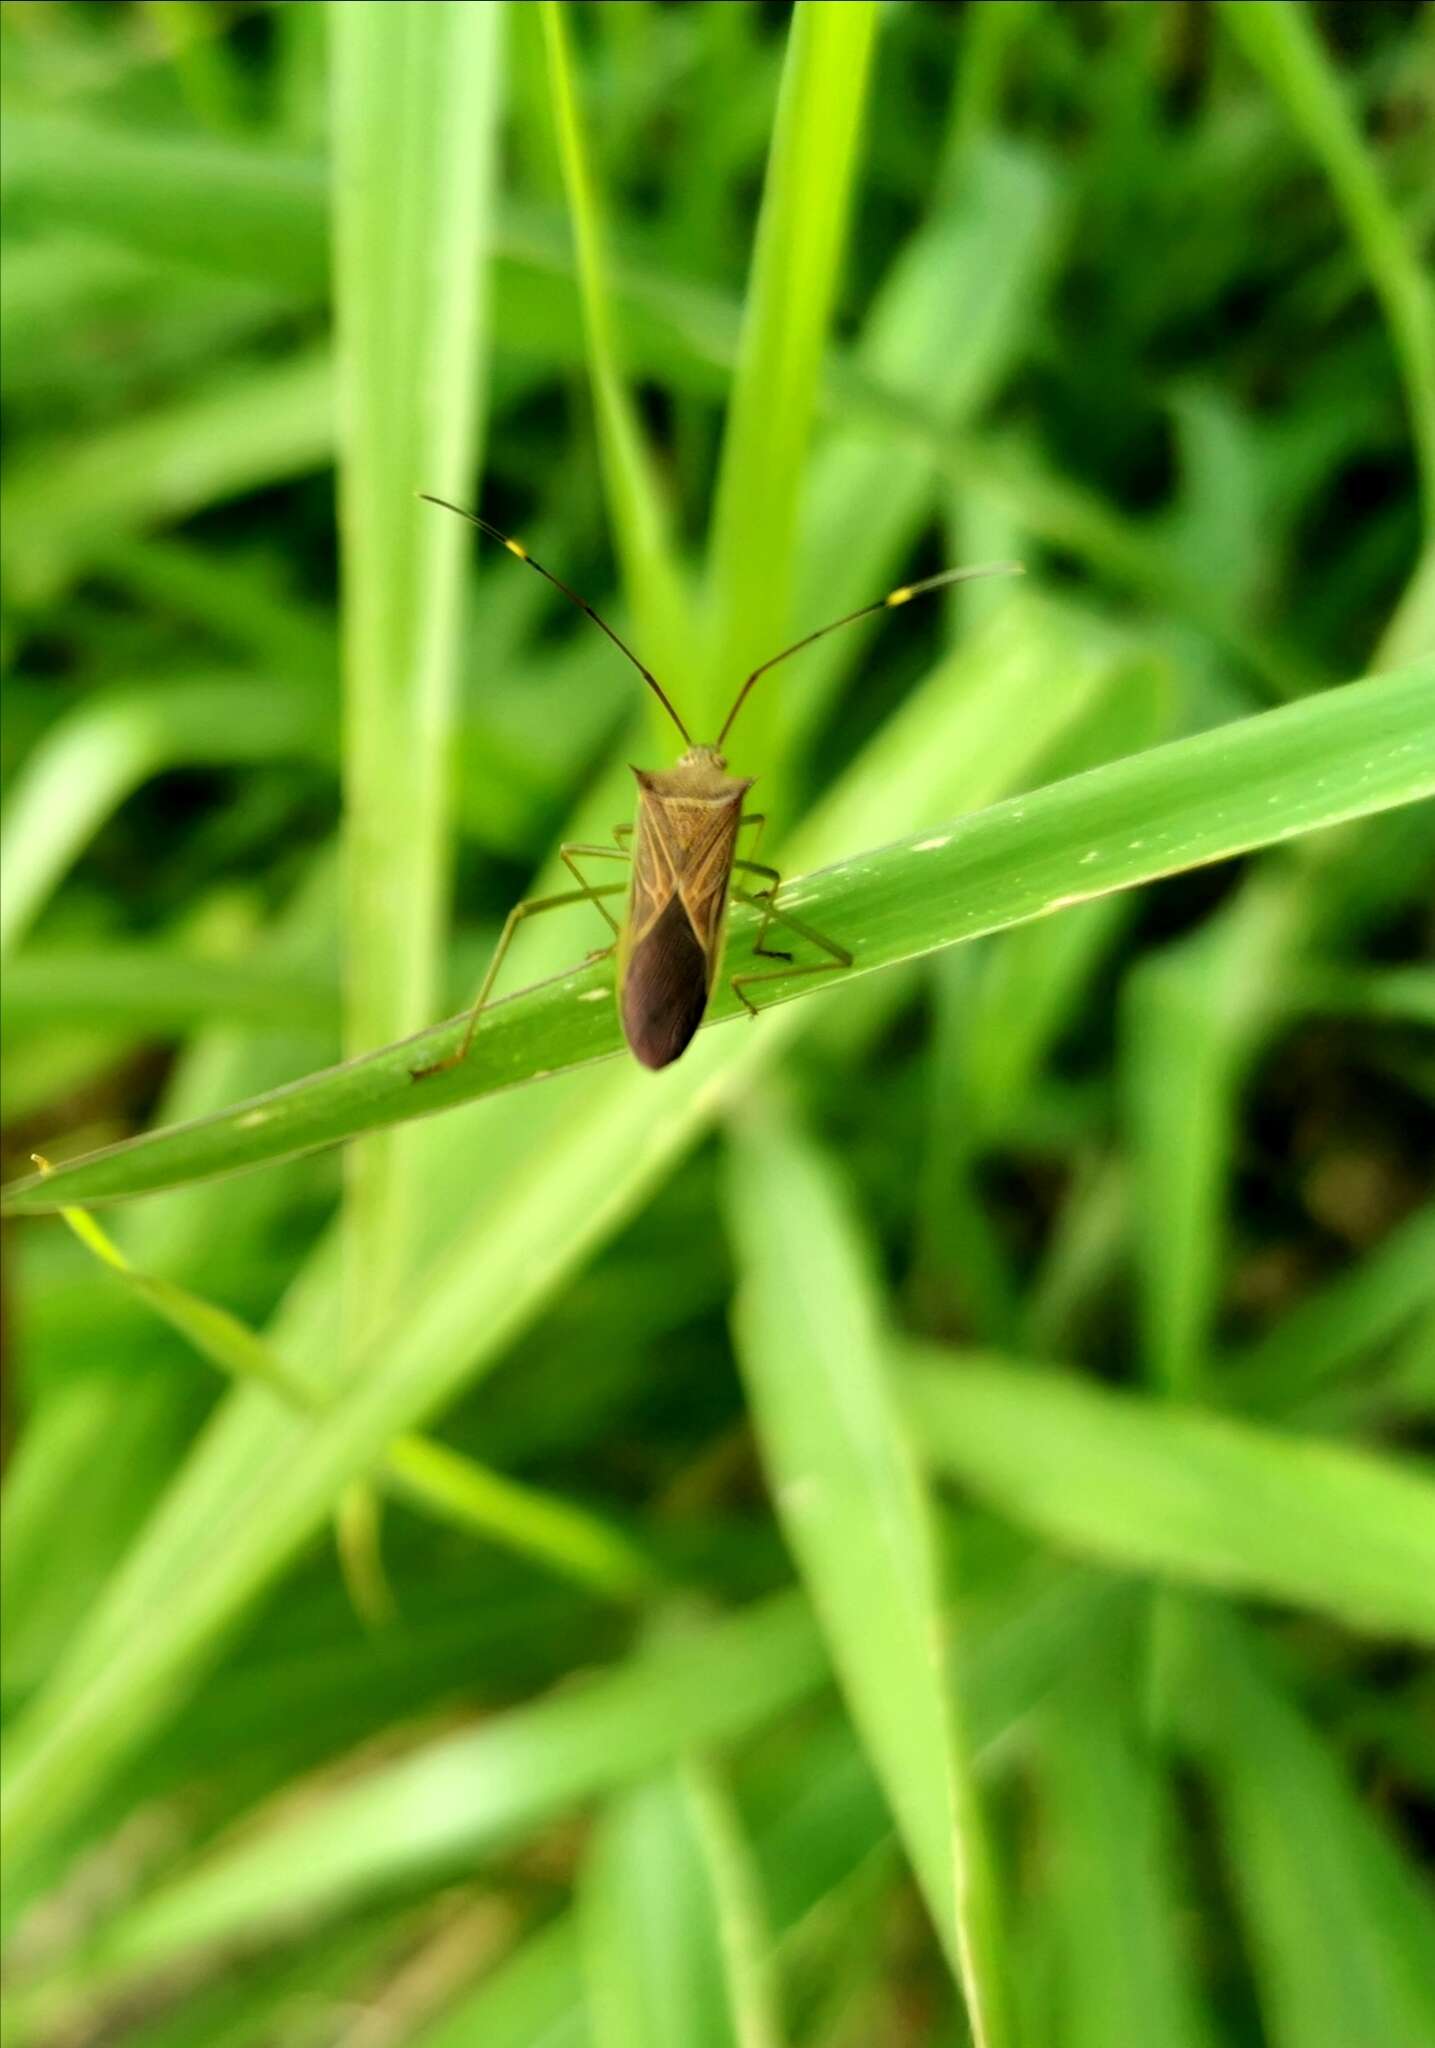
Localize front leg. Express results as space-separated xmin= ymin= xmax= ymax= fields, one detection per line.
xmin=412 ymin=880 xmax=626 ymax=1080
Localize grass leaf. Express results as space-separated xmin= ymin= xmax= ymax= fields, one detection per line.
xmin=540 ymin=0 xmax=692 ymax=692
xmin=331 ymin=0 xmax=502 ymax=1340
xmin=703 ymin=0 xmax=881 ymax=747
xmin=1184 ymin=1611 xmax=1435 ymax=2046
xmin=7 ymin=654 xmax=1431 ymax=1214
xmin=908 ymin=1352 xmax=1435 ymax=1640
xmin=724 ymin=1106 xmax=1013 ymax=2046
xmin=43 ymin=1592 xmax=828 ymax=1999
xmin=41 ymin=1188 xmax=653 ymax=1601
xmin=580 ymin=1764 xmax=783 ymax=2048
xmin=1218 ymin=0 xmax=1435 ymax=527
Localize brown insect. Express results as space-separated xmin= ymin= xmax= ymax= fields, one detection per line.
xmin=413 ymin=497 xmax=1021 ymax=1075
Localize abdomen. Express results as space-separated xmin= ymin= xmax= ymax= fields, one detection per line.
xmin=620 ymin=892 xmax=712 ymax=1069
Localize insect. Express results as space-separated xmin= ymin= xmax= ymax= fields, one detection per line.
xmin=412 ymin=495 xmax=1022 ymax=1076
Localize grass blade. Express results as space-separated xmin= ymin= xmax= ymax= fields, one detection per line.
xmin=0 ymin=671 xmax=330 ymax=957
xmin=539 ymin=0 xmax=692 ymax=692
xmin=0 ymin=109 xmax=327 ymax=287
xmin=15 ymin=1562 xmax=1110 ymax=2023
xmin=908 ymin=1351 xmax=1435 ymax=1640
xmin=5 ymin=627 xmax=1426 ymax=1889
xmin=580 ymin=1765 xmax=783 ymax=2048
xmin=724 ymin=1105 xmax=1014 ymax=2046
xmin=331 ymin=1 xmax=502 ymax=1342
xmin=44 ymin=1592 xmax=828 ymax=1996
xmin=1216 ymin=1202 xmax=1435 ymax=1417
xmin=1218 ymin=0 xmax=1435 ymax=528
xmin=703 ymin=0 xmax=880 ymax=747
xmin=1184 ymin=1611 xmax=1435 ymax=2046
xmin=39 ymin=1187 xmax=652 ymax=1601
xmin=7 ymin=653 xmax=1431 ymax=1213
xmin=1123 ymin=873 xmax=1308 ymax=1395
xmin=0 ymin=593 xmax=1115 ymax=1873
xmin=1036 ymin=1659 xmax=1213 ymax=2048
xmin=0 ymin=347 xmax=334 ymax=604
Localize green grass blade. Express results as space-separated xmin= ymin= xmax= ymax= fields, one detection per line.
xmin=331 ymin=0 xmax=502 ymax=1343
xmin=1217 ymin=1202 xmax=1435 ymax=1417
xmin=539 ymin=0 xmax=692 ymax=693
xmin=724 ymin=1106 xmax=1014 ymax=2046
xmin=1184 ymin=1611 xmax=1435 ymax=2047
xmin=408 ymin=1919 xmax=586 ymax=2048
xmin=383 ymin=1435 xmax=653 ymax=1604
xmin=4 ymin=633 xmax=1426 ymax=1881
xmin=1123 ymin=873 xmax=1308 ymax=1395
xmin=580 ymin=1766 xmax=782 ymax=2048
xmin=1 ymin=947 xmax=336 ymax=1038
xmin=907 ymin=1352 xmax=1435 ymax=1640
xmin=0 ymin=110 xmax=328 ymax=287
xmin=1218 ymin=0 xmax=1435 ymax=528
xmin=1036 ymin=1662 xmax=1213 ymax=2048
xmin=8 ymin=654 xmax=1431 ymax=1213
xmin=783 ymin=143 xmax=1060 ymax=755
xmin=938 ymin=428 xmax=1325 ymax=703
xmin=41 ymin=1193 xmax=652 ymax=1602
xmin=0 ymin=347 xmax=334 ymax=604
xmin=46 ymin=1591 xmax=828 ymax=1994
xmin=682 ymin=1762 xmax=786 ymax=2048
xmin=17 ymin=1560 xmax=1106 ymax=2021
xmin=0 ymin=860 xmax=339 ymax=1702
xmin=702 ymin=0 xmax=880 ymax=746
xmin=0 ymin=671 xmax=331 ymax=957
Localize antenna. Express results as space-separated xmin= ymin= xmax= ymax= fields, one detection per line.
xmin=418 ymin=494 xmax=692 ymax=747
xmin=714 ymin=560 xmax=1025 ymax=751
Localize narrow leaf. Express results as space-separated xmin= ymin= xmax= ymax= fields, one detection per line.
xmin=540 ymin=0 xmax=692 ymax=693
xmin=1184 ymin=1612 xmax=1435 ymax=2047
xmin=908 ymin=1352 xmax=1435 ymax=1640
xmin=725 ymin=1107 xmax=1013 ymax=2046
xmin=703 ymin=0 xmax=880 ymax=746
xmin=7 ymin=656 xmax=1431 ymax=1215
xmin=331 ymin=0 xmax=502 ymax=1331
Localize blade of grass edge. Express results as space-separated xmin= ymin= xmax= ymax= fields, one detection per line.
xmin=330 ymin=0 xmax=501 ymax=1341
xmin=1218 ymin=0 xmax=1435 ymax=531
xmin=906 ymin=1351 xmax=1435 ymax=1640
xmin=702 ymin=0 xmax=881 ymax=753
xmin=724 ymin=1103 xmax=1014 ymax=2048
xmin=539 ymin=0 xmax=692 ymax=700
xmin=40 ymin=1187 xmax=653 ymax=1600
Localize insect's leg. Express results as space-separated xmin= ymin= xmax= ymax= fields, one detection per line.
xmin=738 ymin=812 xmax=768 ymax=859
xmin=411 ymin=882 xmax=626 ymax=1081
xmin=730 ymin=960 xmax=850 ymax=1019
xmin=560 ymin=842 xmax=630 ymax=937
xmin=613 ymin=822 xmax=634 ymax=848
xmin=728 ymin=883 xmax=853 ymax=1016
xmin=732 ymin=855 xmax=791 ymax=960
xmin=732 ymin=886 xmax=852 ymax=967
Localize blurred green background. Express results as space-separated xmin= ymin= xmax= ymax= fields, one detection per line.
xmin=2 ymin=3 xmax=1433 ymax=2044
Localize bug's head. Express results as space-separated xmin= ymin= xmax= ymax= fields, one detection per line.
xmin=679 ymin=743 xmax=728 ymax=773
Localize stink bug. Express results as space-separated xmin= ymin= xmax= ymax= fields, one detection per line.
xmin=413 ymin=496 xmax=1021 ymax=1076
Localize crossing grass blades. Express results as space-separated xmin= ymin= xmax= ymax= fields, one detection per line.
xmin=413 ymin=495 xmax=1023 ymax=1075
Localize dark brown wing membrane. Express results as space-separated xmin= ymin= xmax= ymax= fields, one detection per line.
xmin=621 ymin=891 xmax=712 ymax=1069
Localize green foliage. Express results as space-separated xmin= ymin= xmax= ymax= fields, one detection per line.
xmin=3 ymin=4 xmax=1433 ymax=2045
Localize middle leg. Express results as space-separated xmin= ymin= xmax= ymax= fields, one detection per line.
xmin=560 ymin=841 xmax=631 ymax=939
